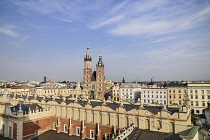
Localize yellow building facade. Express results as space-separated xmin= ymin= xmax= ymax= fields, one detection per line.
xmin=167 ymin=83 xmax=187 ymax=106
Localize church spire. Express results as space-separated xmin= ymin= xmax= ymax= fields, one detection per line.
xmin=96 ymin=55 xmax=104 ymax=67
xmin=84 ymin=48 xmax=92 ymax=61
xmin=122 ymin=77 xmax=125 ymax=83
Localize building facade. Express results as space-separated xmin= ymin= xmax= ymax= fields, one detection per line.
xmin=188 ymin=83 xmax=210 ymax=114
xmin=167 ymin=83 xmax=187 ymax=106
xmin=112 ymin=83 xmax=120 ymax=101
xmin=0 ymin=93 xmax=195 ymax=140
xmin=141 ymin=87 xmax=168 ymax=105
xmin=120 ymin=83 xmax=141 ymax=103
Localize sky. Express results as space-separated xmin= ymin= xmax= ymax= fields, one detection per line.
xmin=0 ymin=0 xmax=210 ymax=82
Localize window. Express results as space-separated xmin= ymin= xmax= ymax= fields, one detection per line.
xmin=196 ymin=101 xmax=199 ymax=106
xmin=207 ymin=90 xmax=210 ymax=94
xmin=35 ymin=130 xmax=38 ymax=137
xmin=201 ymin=90 xmax=204 ymax=94
xmin=195 ymin=95 xmax=198 ymax=99
xmin=202 ymin=96 xmax=205 ymax=99
xmin=169 ymin=95 xmax=172 ymax=98
xmin=144 ymin=95 xmax=145 ymax=97
xmin=9 ymin=126 xmax=12 ymax=138
xmin=105 ymin=134 xmax=111 ymax=140
xmin=196 ymin=110 xmax=199 ymax=114
xmin=179 ymin=94 xmax=181 ymax=99
xmin=179 ymin=100 xmax=182 ymax=105
xmin=202 ymin=102 xmax=205 ymax=107
xmin=156 ymin=95 xmax=158 ymax=98
xmin=90 ymin=130 xmax=94 ymax=139
xmin=148 ymin=95 xmax=149 ymax=97
xmin=160 ymin=95 xmax=162 ymax=98
xmin=195 ymin=90 xmax=198 ymax=94
xmin=178 ymin=90 xmax=181 ymax=93
xmin=2 ymin=124 xmax=5 ymax=136
xmin=76 ymin=127 xmax=80 ymax=135
xmin=190 ymin=95 xmax=193 ymax=99
xmin=173 ymin=95 xmax=176 ymax=98
xmin=191 ymin=101 xmax=193 ymax=106
xmin=64 ymin=124 xmax=68 ymax=132
xmin=170 ymin=101 xmax=172 ymax=104
xmin=169 ymin=90 xmax=171 ymax=92
xmin=164 ymin=101 xmax=166 ymax=104
xmin=184 ymin=90 xmax=187 ymax=93
xmin=190 ymin=90 xmax=193 ymax=93
xmin=148 ymin=100 xmax=150 ymax=103
xmin=208 ymin=96 xmax=210 ymax=99
xmin=53 ymin=123 xmax=57 ymax=130
xmin=173 ymin=90 xmax=175 ymax=93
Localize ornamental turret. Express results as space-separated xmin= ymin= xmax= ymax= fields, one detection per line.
xmin=96 ymin=55 xmax=104 ymax=67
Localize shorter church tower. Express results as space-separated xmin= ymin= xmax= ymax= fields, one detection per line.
xmin=96 ymin=55 xmax=105 ymax=99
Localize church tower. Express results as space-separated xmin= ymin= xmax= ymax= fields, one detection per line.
xmin=96 ymin=55 xmax=105 ymax=99
xmin=83 ymin=48 xmax=92 ymax=94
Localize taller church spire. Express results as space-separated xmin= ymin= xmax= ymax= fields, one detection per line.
xmin=84 ymin=48 xmax=92 ymax=61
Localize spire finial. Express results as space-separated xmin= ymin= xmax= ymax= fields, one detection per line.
xmin=87 ymin=41 xmax=90 ymax=49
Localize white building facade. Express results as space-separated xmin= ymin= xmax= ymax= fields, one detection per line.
xmin=141 ymin=87 xmax=168 ymax=105
xmin=120 ymin=83 xmax=141 ymax=103
xmin=188 ymin=83 xmax=210 ymax=114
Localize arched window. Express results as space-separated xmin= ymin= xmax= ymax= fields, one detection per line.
xmin=145 ymin=119 xmax=150 ymax=130
xmin=156 ymin=120 xmax=161 ymax=129
xmin=124 ymin=116 xmax=128 ymax=127
xmin=169 ymin=122 xmax=175 ymax=133
xmin=135 ymin=117 xmax=139 ymax=128
xmin=92 ymin=83 xmax=95 ymax=90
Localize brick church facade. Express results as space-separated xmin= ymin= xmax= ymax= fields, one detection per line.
xmin=83 ymin=48 xmax=106 ymax=100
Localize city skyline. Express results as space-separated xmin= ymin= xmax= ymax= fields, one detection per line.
xmin=0 ymin=0 xmax=210 ymax=82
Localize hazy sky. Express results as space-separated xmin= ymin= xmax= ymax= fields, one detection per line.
xmin=0 ymin=0 xmax=210 ymax=82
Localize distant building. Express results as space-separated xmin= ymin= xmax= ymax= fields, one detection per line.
xmin=44 ymin=76 xmax=47 ymax=83
xmin=83 ymin=48 xmax=106 ymax=100
xmin=188 ymin=83 xmax=210 ymax=114
xmin=112 ymin=83 xmax=120 ymax=101
xmin=141 ymin=85 xmax=168 ymax=105
xmin=167 ymin=82 xmax=187 ymax=106
xmin=120 ymin=83 xmax=141 ymax=103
